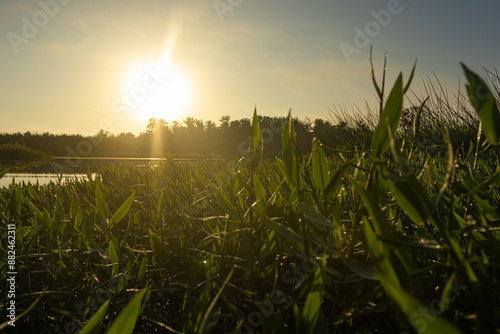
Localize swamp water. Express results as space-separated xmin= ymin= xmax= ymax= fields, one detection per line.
xmin=0 ymin=157 xmax=164 ymax=188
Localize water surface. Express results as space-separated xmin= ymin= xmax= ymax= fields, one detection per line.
xmin=0 ymin=173 xmax=90 ymax=188
xmin=0 ymin=157 xmax=165 ymax=188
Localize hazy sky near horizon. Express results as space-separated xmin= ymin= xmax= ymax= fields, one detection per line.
xmin=1 ymin=0 xmax=499 ymax=135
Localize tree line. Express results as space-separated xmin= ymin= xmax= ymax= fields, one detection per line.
xmin=0 ymin=115 xmax=374 ymax=159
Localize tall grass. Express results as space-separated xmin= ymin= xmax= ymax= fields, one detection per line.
xmin=329 ymin=64 xmax=500 ymax=152
xmin=1 ymin=61 xmax=500 ymax=333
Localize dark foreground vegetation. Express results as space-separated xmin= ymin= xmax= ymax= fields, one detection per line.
xmin=1 ymin=61 xmax=500 ymax=333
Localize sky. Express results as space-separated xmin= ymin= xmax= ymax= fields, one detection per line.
xmin=1 ymin=0 xmax=499 ymax=135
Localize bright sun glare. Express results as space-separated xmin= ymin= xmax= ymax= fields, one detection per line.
xmin=121 ymin=58 xmax=192 ymax=123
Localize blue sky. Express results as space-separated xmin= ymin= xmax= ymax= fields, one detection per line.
xmin=1 ymin=0 xmax=499 ymax=135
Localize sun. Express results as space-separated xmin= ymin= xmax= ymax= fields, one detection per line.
xmin=121 ymin=59 xmax=192 ymax=123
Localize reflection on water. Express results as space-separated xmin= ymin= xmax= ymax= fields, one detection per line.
xmin=0 ymin=173 xmax=91 ymax=188
xmin=0 ymin=157 xmax=164 ymax=188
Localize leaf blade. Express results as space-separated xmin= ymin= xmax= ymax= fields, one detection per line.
xmin=107 ymin=289 xmax=148 ymax=334
xmin=371 ymin=74 xmax=404 ymax=155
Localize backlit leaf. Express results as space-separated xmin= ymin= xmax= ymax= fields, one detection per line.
xmin=107 ymin=289 xmax=148 ymax=334
xmin=371 ymin=74 xmax=404 ymax=155
xmin=462 ymin=63 xmax=500 ymax=145
xmin=79 ymin=300 xmax=110 ymax=334
xmin=311 ymin=139 xmax=329 ymax=193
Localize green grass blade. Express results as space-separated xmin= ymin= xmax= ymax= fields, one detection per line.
xmin=362 ymin=215 xmax=401 ymax=293
xmin=302 ymin=255 xmax=326 ymax=334
xmin=198 ymin=270 xmax=234 ymax=334
xmin=138 ymin=252 xmax=148 ymax=281
xmin=184 ymin=277 xmax=212 ymax=333
xmin=465 ymin=168 xmax=500 ymax=196
xmin=107 ymin=289 xmax=148 ymax=334
xmin=298 ymin=202 xmax=336 ymax=231
xmin=0 ymin=168 xmax=9 ymax=179
xmin=413 ymin=97 xmax=429 ymax=143
xmin=109 ymin=192 xmax=135 ymax=227
xmin=282 ymin=112 xmax=298 ymax=187
xmin=248 ymin=107 xmax=263 ymax=172
xmin=342 ymin=257 xmax=378 ymax=281
xmin=311 ymin=139 xmax=329 ymax=193
xmin=323 ymin=159 xmax=352 ymax=199
xmin=350 ymin=178 xmax=394 ymax=239
xmin=261 ymin=214 xmax=302 ymax=244
xmin=29 ymin=200 xmax=44 ymax=221
xmin=370 ymin=46 xmax=382 ymax=98
xmin=109 ymin=241 xmax=119 ymax=277
xmin=253 ymin=176 xmax=267 ymax=209
xmin=95 ymin=183 xmax=109 ymax=217
xmin=42 ymin=208 xmax=53 ymax=233
xmin=384 ymin=171 xmax=430 ymax=226
xmin=371 ymin=74 xmax=404 ymax=155
xmin=213 ymin=185 xmax=239 ymax=219
xmin=354 ymin=179 xmax=418 ymax=286
xmin=9 ymin=185 xmax=22 ymax=218
xmin=461 ymin=63 xmax=500 ymax=145
xmin=79 ymin=300 xmax=110 ymax=334
xmin=0 ymin=287 xmax=47 ymax=331
xmin=364 ymin=218 xmax=460 ymax=334
xmin=403 ymin=59 xmax=417 ymax=94
xmin=323 ymin=160 xmax=352 ymax=197
xmin=52 ymin=193 xmax=63 ymax=231
xmin=70 ymin=190 xmax=80 ymax=219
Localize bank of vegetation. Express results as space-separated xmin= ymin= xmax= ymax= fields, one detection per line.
xmin=0 ymin=143 xmax=52 ymax=172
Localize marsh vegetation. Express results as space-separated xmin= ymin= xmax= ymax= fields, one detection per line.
xmin=1 ymin=62 xmax=500 ymax=333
